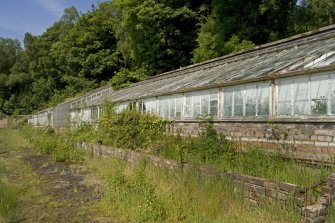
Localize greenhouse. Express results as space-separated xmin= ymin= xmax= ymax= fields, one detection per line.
xmin=29 ymin=25 xmax=335 ymax=162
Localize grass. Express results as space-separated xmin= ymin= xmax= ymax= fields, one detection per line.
xmin=0 ymin=130 xmax=18 ymax=222
xmin=15 ymin=122 xmax=335 ymax=221
xmin=158 ymin=134 xmax=331 ymax=187
xmin=87 ymin=157 xmax=301 ymax=223
xmin=19 ymin=126 xmax=84 ymax=162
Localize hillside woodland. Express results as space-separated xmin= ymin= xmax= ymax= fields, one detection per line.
xmin=0 ymin=0 xmax=334 ymax=116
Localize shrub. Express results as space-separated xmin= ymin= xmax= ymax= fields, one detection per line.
xmin=99 ymin=103 xmax=166 ymax=150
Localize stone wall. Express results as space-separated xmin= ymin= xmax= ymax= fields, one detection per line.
xmin=168 ymin=120 xmax=335 ymax=163
xmin=76 ymin=141 xmax=335 ymax=222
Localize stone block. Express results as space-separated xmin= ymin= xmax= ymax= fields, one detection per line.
xmin=315 ymin=141 xmax=329 ymax=147
xmin=317 ymin=136 xmax=325 ymax=142
xmin=249 ymin=185 xmax=266 ymax=196
xmin=326 ymin=177 xmax=335 ymax=187
xmin=279 ymin=182 xmax=298 ymax=193
xmin=318 ymin=196 xmax=331 ymax=206
xmin=249 ymin=177 xmax=264 ymax=187
xmin=264 ymin=181 xmax=280 ymax=190
xmin=304 ymin=204 xmax=327 ymax=219
xmin=315 ymin=129 xmax=329 ymax=136
xmin=325 ymin=136 xmax=333 ymax=142
xmin=303 ymin=216 xmax=325 ymax=223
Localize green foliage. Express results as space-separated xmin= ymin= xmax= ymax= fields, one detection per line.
xmin=193 ymin=0 xmax=296 ymax=62
xmin=99 ymin=103 xmax=166 ymax=150
xmin=0 ymin=38 xmax=22 ymax=74
xmin=0 ymin=162 xmax=17 ymax=221
xmin=91 ymin=156 xmax=300 ymax=222
xmin=293 ymin=0 xmax=335 ymax=33
xmin=110 ymin=68 xmax=149 ymax=90
xmin=20 ymin=125 xmax=84 ymax=162
xmin=103 ymin=159 xmax=166 ymax=222
xmin=188 ymin=116 xmax=234 ymax=163
xmin=0 ymin=181 xmax=17 ymax=221
xmin=111 ymin=0 xmax=211 ymax=74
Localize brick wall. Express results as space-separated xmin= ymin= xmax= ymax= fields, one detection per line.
xmin=168 ymin=120 xmax=335 ymax=163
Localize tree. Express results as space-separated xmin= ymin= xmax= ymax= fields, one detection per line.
xmin=111 ymin=0 xmax=211 ymax=74
xmin=193 ymin=0 xmax=296 ymax=63
xmin=51 ymin=2 xmax=122 ymax=88
xmin=293 ymin=0 xmax=335 ymax=33
xmin=0 ymin=38 xmax=22 ymax=74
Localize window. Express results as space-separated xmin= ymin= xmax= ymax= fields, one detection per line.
xmin=311 ymin=75 xmax=328 ymax=115
xmin=293 ymin=77 xmax=309 ymax=115
xmin=139 ymin=98 xmax=157 ymax=114
xmin=210 ymin=89 xmax=218 ymax=116
xmin=223 ymin=83 xmax=270 ymax=117
xmin=116 ymin=102 xmax=128 ymax=113
xmin=158 ymin=94 xmax=182 ymax=119
xmin=277 ymin=79 xmax=292 ymax=116
xmin=276 ymin=73 xmax=335 ymax=116
xmin=223 ymin=89 xmax=233 ymax=116
xmin=91 ymin=107 xmax=99 ymax=120
xmin=331 ymin=74 xmax=335 ymax=114
xmin=184 ymin=89 xmax=219 ymax=119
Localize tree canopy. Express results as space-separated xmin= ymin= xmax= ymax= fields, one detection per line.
xmin=0 ymin=0 xmax=334 ymax=117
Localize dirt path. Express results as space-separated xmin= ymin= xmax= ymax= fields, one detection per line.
xmin=0 ymin=131 xmax=112 ymax=223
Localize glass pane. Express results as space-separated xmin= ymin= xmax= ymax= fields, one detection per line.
xmin=139 ymin=101 xmax=144 ymax=113
xmin=331 ymin=74 xmax=335 ymax=114
xmin=223 ymin=90 xmax=233 ymax=116
xmin=170 ymin=97 xmax=176 ymax=118
xmin=311 ymin=75 xmax=329 ymax=115
xmin=193 ymin=92 xmax=201 ymax=118
xmin=144 ymin=98 xmax=156 ymax=114
xmin=175 ymin=95 xmax=182 ymax=118
xmin=293 ymin=77 xmax=309 ymax=115
xmin=185 ymin=93 xmax=193 ymax=118
xmin=258 ymin=84 xmax=270 ymax=116
xmin=277 ymin=80 xmax=292 ymax=116
xmin=159 ymin=97 xmax=169 ymax=118
xmin=234 ymin=87 xmax=244 ymax=116
xmin=210 ymin=100 xmax=218 ymax=117
xmin=201 ymin=91 xmax=210 ymax=115
xmin=210 ymin=89 xmax=218 ymax=117
xmin=245 ymin=85 xmax=257 ymax=116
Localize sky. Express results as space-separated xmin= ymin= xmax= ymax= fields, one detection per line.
xmin=0 ymin=0 xmax=108 ymax=47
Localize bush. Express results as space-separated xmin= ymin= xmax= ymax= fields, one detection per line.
xmin=99 ymin=103 xmax=166 ymax=150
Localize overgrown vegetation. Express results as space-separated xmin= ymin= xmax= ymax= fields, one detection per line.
xmin=0 ymin=161 xmax=17 ymax=222
xmin=14 ymin=108 xmax=335 ymax=220
xmin=99 ymin=102 xmax=166 ymax=150
xmin=0 ymin=130 xmax=20 ymax=222
xmin=89 ymin=157 xmax=300 ymax=223
xmin=20 ymin=126 xmax=85 ymax=162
